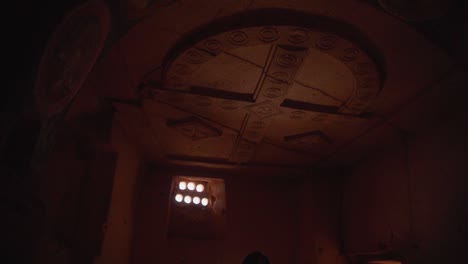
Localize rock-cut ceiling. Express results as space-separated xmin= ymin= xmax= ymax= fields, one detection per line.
xmin=94 ymin=2 xmax=450 ymax=167
xmin=137 ymin=10 xmax=382 ymax=165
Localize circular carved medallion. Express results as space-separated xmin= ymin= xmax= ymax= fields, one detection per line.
xmin=268 ymin=72 xmax=290 ymax=83
xmin=276 ymin=53 xmax=301 ymax=68
xmin=288 ymin=28 xmax=309 ymax=44
xmin=316 ymin=35 xmax=338 ymax=50
xmin=228 ymin=31 xmax=249 ymax=45
xmin=35 ymin=1 xmax=110 ymax=117
xmin=263 ymin=87 xmax=284 ymax=98
xmin=340 ymin=47 xmax=360 ymax=61
xmin=258 ymin=27 xmax=280 ymax=42
xmin=184 ymin=49 xmax=205 ymax=64
xmin=290 ymin=111 xmax=306 ymax=119
xmin=204 ymin=39 xmax=223 ymax=54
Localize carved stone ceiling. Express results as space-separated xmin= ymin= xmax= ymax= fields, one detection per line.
xmin=78 ymin=0 xmax=454 ymax=167
xmin=136 ymin=11 xmax=383 ymax=165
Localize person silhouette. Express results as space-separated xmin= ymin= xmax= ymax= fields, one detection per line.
xmin=242 ymin=252 xmax=270 ymax=264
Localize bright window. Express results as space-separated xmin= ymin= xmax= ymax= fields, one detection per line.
xmin=174 ymin=180 xmax=210 ymax=207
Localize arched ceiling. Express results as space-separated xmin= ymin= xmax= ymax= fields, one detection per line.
xmin=73 ymin=0 xmax=456 ymax=168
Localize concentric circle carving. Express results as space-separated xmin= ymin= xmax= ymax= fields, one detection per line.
xmin=290 ymin=111 xmax=306 ymax=119
xmin=203 ymin=39 xmax=223 ymax=53
xmin=276 ymin=53 xmax=301 ymax=68
xmin=288 ymin=28 xmax=309 ymax=44
xmin=268 ymin=72 xmax=290 ymax=83
xmin=258 ymin=27 xmax=279 ymax=42
xmin=316 ymin=35 xmax=338 ymax=50
xmin=253 ymin=104 xmax=274 ymax=116
xmin=184 ymin=49 xmax=204 ymax=64
xmin=263 ymin=87 xmax=284 ymax=98
xmin=229 ymin=31 xmax=249 ymax=45
xmin=340 ymin=47 xmax=360 ymax=61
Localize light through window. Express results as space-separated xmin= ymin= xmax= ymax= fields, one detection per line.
xmin=196 ymin=184 xmax=204 ymax=192
xmin=173 ymin=179 xmax=210 ymax=208
xmin=169 ymin=176 xmax=226 ymax=239
xmin=175 ymin=194 xmax=183 ymax=203
xmin=187 ymin=182 xmax=195 ymax=191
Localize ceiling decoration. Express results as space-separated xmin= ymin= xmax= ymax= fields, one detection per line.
xmin=35 ymin=0 xmax=110 ymax=117
xmin=136 ymin=9 xmax=384 ymax=165
xmin=167 ymin=116 xmax=223 ymax=141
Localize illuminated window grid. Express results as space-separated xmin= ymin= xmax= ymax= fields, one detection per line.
xmin=174 ymin=179 xmax=210 ymax=207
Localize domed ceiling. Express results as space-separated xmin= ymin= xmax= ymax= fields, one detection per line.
xmin=139 ymin=10 xmax=382 ymax=165
xmin=80 ymin=0 xmax=452 ymax=167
